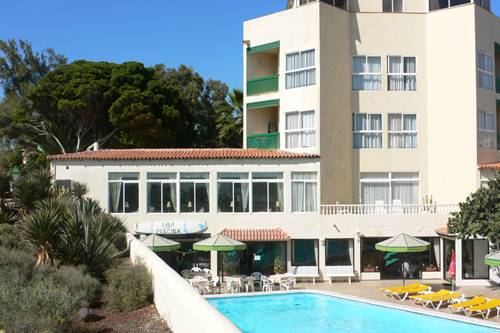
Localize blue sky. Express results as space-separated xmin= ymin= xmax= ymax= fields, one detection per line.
xmin=0 ymin=1 xmax=499 ymax=90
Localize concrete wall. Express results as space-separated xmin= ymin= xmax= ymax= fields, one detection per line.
xmin=127 ymin=233 xmax=241 ymax=333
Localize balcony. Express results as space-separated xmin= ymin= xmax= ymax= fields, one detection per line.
xmin=247 ymin=132 xmax=280 ymax=150
xmin=320 ymin=203 xmax=459 ymax=216
xmin=247 ymin=75 xmax=279 ymax=96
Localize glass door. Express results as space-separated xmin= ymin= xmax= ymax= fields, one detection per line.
xmin=443 ymin=238 xmax=455 ymax=282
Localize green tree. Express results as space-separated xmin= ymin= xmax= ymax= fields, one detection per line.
xmin=448 ymin=175 xmax=500 ymax=243
xmin=216 ymin=88 xmax=243 ymax=148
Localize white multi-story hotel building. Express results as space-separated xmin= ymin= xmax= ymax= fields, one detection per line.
xmin=49 ymin=0 xmax=500 ymax=286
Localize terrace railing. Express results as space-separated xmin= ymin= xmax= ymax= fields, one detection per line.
xmin=320 ymin=203 xmax=459 ymax=216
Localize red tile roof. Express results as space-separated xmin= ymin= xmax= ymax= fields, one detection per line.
xmin=48 ymin=149 xmax=319 ymax=161
xmin=221 ymin=228 xmax=290 ymax=241
xmin=479 ymin=162 xmax=500 ymax=170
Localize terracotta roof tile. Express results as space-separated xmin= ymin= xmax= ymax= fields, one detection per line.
xmin=478 ymin=162 xmax=500 ymax=170
xmin=221 ymin=228 xmax=290 ymax=241
xmin=48 ymin=149 xmax=319 ymax=161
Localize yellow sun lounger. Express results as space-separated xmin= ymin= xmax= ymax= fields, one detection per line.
xmin=465 ymin=299 xmax=500 ymax=319
xmin=419 ymin=292 xmax=464 ymax=309
xmin=410 ymin=289 xmax=450 ymax=303
xmin=391 ymin=284 xmax=431 ymax=301
xmin=380 ymin=283 xmax=421 ymax=296
xmin=449 ymin=296 xmax=487 ymax=314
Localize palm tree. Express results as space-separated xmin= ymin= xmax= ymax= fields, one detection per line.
xmin=216 ymin=88 xmax=243 ymax=148
xmin=13 ymin=168 xmax=52 ymax=215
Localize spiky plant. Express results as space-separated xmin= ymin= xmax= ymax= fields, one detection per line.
xmin=12 ymin=168 xmax=52 ymax=215
xmin=22 ymin=198 xmax=66 ymax=267
xmin=71 ymin=182 xmax=88 ymax=201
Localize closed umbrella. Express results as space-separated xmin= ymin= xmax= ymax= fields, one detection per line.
xmin=448 ymin=249 xmax=456 ymax=291
xmin=376 ymin=233 xmax=431 ymax=286
xmin=140 ymin=234 xmax=181 ymax=252
xmin=193 ymin=234 xmax=246 ymax=292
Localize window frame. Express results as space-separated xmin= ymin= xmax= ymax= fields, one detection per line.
xmin=477 ymin=50 xmax=494 ymax=91
xmin=387 ymin=56 xmax=417 ymax=91
xmin=146 ymin=173 xmax=178 ymax=214
xmin=352 ymin=113 xmax=383 ymax=149
xmin=383 ymin=0 xmax=404 ymax=12
xmin=108 ymin=173 xmax=140 ymax=214
xmin=291 ymin=172 xmax=318 ymax=213
xmin=359 ymin=172 xmax=420 ymax=204
xmin=477 ymin=111 xmax=496 ymax=149
xmin=291 ymin=239 xmax=318 ymax=267
xmin=217 ymin=173 xmax=250 ymax=214
xmin=351 ymin=55 xmax=382 ymax=91
xmin=325 ymin=238 xmax=354 ymax=267
xmin=285 ymin=49 xmax=316 ymax=89
xmin=388 ymin=113 xmax=418 ymax=149
xmin=251 ymin=172 xmax=284 ymax=213
xmin=179 ymin=172 xmax=210 ymax=214
xmin=285 ymin=110 xmax=316 ymax=149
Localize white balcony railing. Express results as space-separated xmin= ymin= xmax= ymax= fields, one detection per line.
xmin=320 ymin=203 xmax=459 ymax=216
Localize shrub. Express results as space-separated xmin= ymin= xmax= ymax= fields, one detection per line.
xmin=0 ymin=224 xmax=25 ymax=249
xmin=0 ymin=279 xmax=79 ymax=333
xmin=106 ymin=263 xmax=153 ymax=312
xmin=45 ymin=265 xmax=102 ymax=308
xmin=0 ymin=246 xmax=35 ymax=287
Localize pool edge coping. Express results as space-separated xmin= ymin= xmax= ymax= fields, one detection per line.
xmin=205 ymin=289 xmax=500 ymax=330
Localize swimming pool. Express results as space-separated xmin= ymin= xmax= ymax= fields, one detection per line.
xmin=207 ymin=292 xmax=500 ymax=333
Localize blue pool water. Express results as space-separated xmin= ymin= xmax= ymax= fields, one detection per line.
xmin=208 ymin=293 xmax=500 ymax=333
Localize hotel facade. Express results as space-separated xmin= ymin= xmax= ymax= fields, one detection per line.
xmin=49 ymin=0 xmax=500 ymax=286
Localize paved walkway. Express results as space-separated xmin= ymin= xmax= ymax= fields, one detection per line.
xmin=295 ymin=279 xmax=500 ymax=323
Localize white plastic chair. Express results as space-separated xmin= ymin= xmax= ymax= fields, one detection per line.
xmin=244 ymin=276 xmax=256 ymax=292
xmin=251 ymin=272 xmax=263 ymax=290
xmin=261 ymin=275 xmax=274 ymax=292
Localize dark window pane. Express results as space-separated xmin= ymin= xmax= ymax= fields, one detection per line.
xmin=234 ymin=183 xmax=249 ymax=213
xmin=147 ymin=183 xmax=161 ymax=213
xmin=462 ymin=239 xmax=489 ymax=279
xmin=383 ymin=0 xmax=393 ymax=12
xmin=252 ymin=183 xmax=268 ymax=212
xmin=180 ymin=183 xmax=194 ymax=212
xmin=450 ymin=0 xmax=470 ymax=6
xmin=109 ymin=182 xmax=123 ymax=213
xmin=334 ymin=0 xmax=347 ymax=9
xmin=124 ymin=183 xmax=139 ymax=213
xmin=326 ymin=239 xmax=352 ymax=266
xmin=268 ymin=182 xmax=283 ymax=212
xmin=292 ymin=239 xmax=317 ymax=266
xmin=163 ymin=183 xmax=176 ymax=213
xmin=195 ymin=183 xmax=209 ymax=213
xmin=218 ymin=183 xmax=233 ymax=212
xmin=393 ymin=0 xmax=403 ymax=12
xmin=55 ymin=179 xmax=72 ymax=190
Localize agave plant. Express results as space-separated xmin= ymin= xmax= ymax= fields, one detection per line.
xmin=70 ymin=182 xmax=88 ymax=201
xmin=13 ymin=168 xmax=52 ymax=215
xmin=22 ymin=198 xmax=67 ymax=267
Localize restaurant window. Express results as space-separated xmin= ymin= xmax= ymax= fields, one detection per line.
xmin=147 ymin=173 xmax=177 ymax=213
xmin=291 ymin=172 xmax=318 ymax=212
xmin=352 ymin=113 xmax=383 ymax=148
xmin=108 ymin=173 xmax=139 ymax=213
xmin=180 ymin=173 xmax=209 ymax=213
xmin=360 ymin=172 xmax=419 ymax=204
xmin=326 ymin=239 xmax=353 ymax=266
xmin=292 ymin=239 xmax=318 ymax=266
xmin=352 ymin=56 xmax=382 ymax=91
xmin=462 ymin=239 xmax=489 ymax=280
xmin=252 ymin=172 xmax=284 ymax=213
xmin=361 ymin=238 xmax=385 ymax=272
xmin=217 ymin=173 xmax=250 ymax=213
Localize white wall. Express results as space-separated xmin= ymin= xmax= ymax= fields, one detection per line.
xmin=127 ymin=233 xmax=241 ymax=333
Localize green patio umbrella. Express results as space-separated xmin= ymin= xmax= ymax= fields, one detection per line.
xmin=485 ymin=251 xmax=500 ymax=267
xmin=193 ymin=234 xmax=246 ymax=292
xmin=140 ymin=234 xmax=181 ymax=252
xmin=376 ymin=233 xmax=431 ymax=285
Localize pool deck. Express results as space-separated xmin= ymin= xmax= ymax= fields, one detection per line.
xmin=295 ymin=279 xmax=500 ymax=324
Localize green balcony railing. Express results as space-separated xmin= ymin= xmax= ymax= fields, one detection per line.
xmin=497 ymin=133 xmax=500 ymax=150
xmin=496 ymin=77 xmax=500 ymax=94
xmin=247 ymin=132 xmax=280 ymax=150
xmin=247 ymin=75 xmax=279 ymax=96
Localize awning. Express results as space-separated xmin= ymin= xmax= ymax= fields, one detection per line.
xmin=435 ymin=226 xmax=457 ymax=237
xmin=478 ymin=162 xmax=500 ymax=170
xmin=220 ymin=228 xmax=290 ymax=242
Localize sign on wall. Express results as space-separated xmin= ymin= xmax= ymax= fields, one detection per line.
xmin=134 ymin=221 xmax=208 ymax=235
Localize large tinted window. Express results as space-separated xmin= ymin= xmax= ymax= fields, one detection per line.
xmin=462 ymin=240 xmax=489 ymax=279
xmin=292 ymin=239 xmax=318 ymax=266
xmin=326 ymin=239 xmax=353 ymax=266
